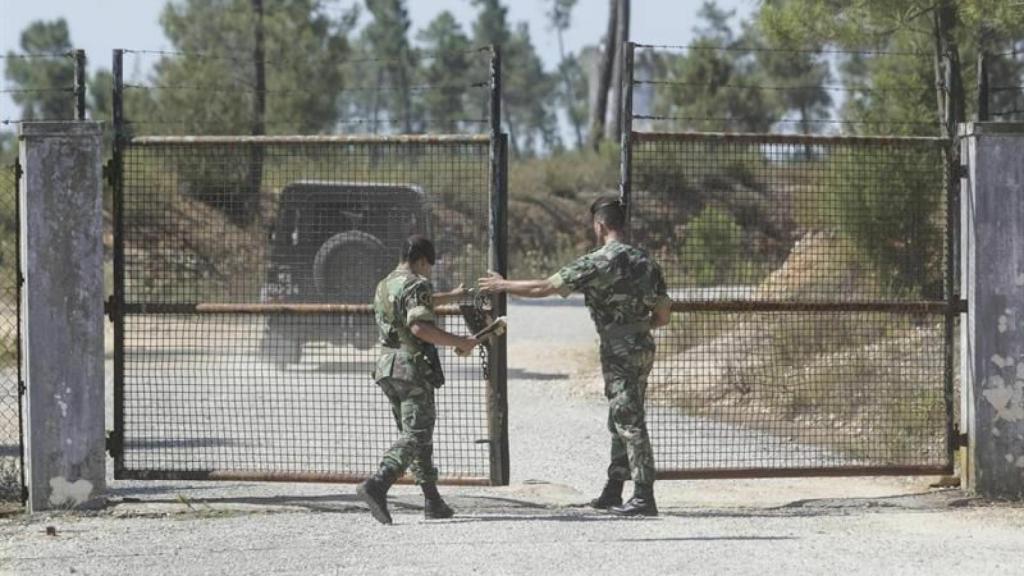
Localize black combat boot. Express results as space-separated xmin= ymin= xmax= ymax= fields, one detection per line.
xmin=609 ymin=482 xmax=658 ymax=517
xmin=589 ymin=478 xmax=625 ymax=509
xmin=356 ymin=467 xmax=398 ymax=525
xmin=421 ymin=482 xmax=454 ymax=520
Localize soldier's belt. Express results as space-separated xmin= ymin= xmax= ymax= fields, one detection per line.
xmin=599 ymin=320 xmax=651 ymax=339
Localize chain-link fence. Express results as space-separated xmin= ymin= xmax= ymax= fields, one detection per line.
xmin=624 ymin=39 xmax=957 ymax=477
xmin=0 ymin=160 xmax=22 ymax=499
xmin=114 ymin=134 xmax=504 ymax=484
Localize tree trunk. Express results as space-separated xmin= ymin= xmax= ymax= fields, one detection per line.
xmin=932 ymin=0 xmax=965 ymax=139
xmin=605 ymin=0 xmax=630 ymax=142
xmin=976 ymin=24 xmax=992 ymax=122
xmin=557 ymin=27 xmax=584 ymax=148
xmin=398 ymin=62 xmax=412 ymax=133
xmin=371 ymin=67 xmax=383 ymax=135
xmin=247 ymin=0 xmax=266 ymax=225
xmin=588 ymin=0 xmax=617 ymax=150
xmin=799 ymin=102 xmax=812 ymax=159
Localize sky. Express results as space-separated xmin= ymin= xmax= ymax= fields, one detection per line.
xmin=1 ymin=0 xmax=756 ymax=122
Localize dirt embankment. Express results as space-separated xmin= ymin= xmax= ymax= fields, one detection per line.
xmin=653 ymin=232 xmax=948 ymax=462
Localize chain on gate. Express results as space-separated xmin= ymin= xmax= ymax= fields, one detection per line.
xmin=459 ymin=288 xmax=494 ymax=380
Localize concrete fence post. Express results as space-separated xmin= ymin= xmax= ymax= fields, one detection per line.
xmin=962 ymin=122 xmax=1024 ymax=499
xmin=18 ymin=122 xmax=105 ymax=512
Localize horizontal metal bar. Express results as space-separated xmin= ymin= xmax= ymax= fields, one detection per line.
xmin=633 ymin=130 xmax=950 ymax=147
xmin=656 ymin=464 xmax=953 ymax=480
xmin=670 ymin=299 xmax=964 ymax=314
xmin=122 ymin=302 xmax=464 ymax=316
xmin=117 ymin=469 xmax=493 ymax=486
xmin=129 ymin=134 xmax=491 ymax=145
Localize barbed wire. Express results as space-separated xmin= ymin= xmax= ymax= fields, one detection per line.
xmin=0 ymin=52 xmax=73 ymax=60
xmin=0 ymin=88 xmax=75 ymax=95
xmin=634 ymin=79 xmax=877 ymax=93
xmin=633 ymin=43 xmax=931 ymax=57
xmin=634 ymin=114 xmax=942 ymax=127
xmin=123 ymin=80 xmax=488 ymax=95
xmin=122 ymin=45 xmax=492 ymax=70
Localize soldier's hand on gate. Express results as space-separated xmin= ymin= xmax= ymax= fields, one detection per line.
xmin=477 ymin=271 xmax=506 ymax=294
xmin=455 ymin=337 xmax=481 ymax=357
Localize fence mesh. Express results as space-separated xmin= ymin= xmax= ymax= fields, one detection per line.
xmin=118 ymin=136 xmax=496 ymax=482
xmin=630 ymin=132 xmax=953 ymax=474
xmin=0 ymin=161 xmax=21 ymax=498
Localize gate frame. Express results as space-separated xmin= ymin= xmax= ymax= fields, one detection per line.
xmin=107 ymin=48 xmax=510 ymax=486
xmin=621 ymin=40 xmax=961 ymax=479
xmin=12 ymin=159 xmax=26 ymax=504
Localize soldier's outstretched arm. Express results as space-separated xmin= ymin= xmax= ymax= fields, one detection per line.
xmin=433 ymin=283 xmax=467 ymax=305
xmin=410 ymin=320 xmax=479 ymax=356
xmin=477 ymin=272 xmax=559 ymax=298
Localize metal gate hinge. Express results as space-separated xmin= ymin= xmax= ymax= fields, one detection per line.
xmin=104 ymin=296 xmax=118 ymax=319
xmin=106 ymin=430 xmax=122 ymax=457
xmin=17 ymin=379 xmax=25 ymax=396
xmin=102 ymin=159 xmax=116 ymax=187
xmin=952 ymin=426 xmax=968 ymax=448
xmin=955 ymin=432 xmax=968 ymax=448
xmin=958 ymin=165 xmax=969 ymax=179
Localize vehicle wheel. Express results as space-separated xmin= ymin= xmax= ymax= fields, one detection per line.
xmin=312 ymin=230 xmax=389 ymax=302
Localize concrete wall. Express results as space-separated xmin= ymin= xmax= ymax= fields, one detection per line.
xmin=962 ymin=122 xmax=1024 ymax=499
xmin=19 ymin=122 xmax=105 ymax=512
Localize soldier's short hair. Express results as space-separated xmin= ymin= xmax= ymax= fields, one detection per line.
xmin=590 ymin=196 xmax=626 ymax=231
xmin=402 ymin=235 xmax=436 ymax=265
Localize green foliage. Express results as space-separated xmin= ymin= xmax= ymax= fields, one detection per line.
xmin=750 ymin=23 xmax=831 ymax=136
xmin=151 ymin=0 xmax=355 ymax=134
xmin=653 ymin=2 xmax=780 ymax=132
xmin=416 ymin=11 xmax=473 ymax=131
xmin=826 ymin=147 xmax=944 ymax=298
xmin=758 ymin=0 xmax=1024 ymax=130
xmin=680 ymin=206 xmax=744 ymax=286
xmin=3 ymin=19 xmax=75 ymax=121
xmin=361 ymin=0 xmax=417 ymax=132
xmin=471 ymin=0 xmax=559 ymax=155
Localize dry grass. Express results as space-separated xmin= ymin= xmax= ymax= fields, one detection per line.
xmin=654 ymin=232 xmax=949 ymax=462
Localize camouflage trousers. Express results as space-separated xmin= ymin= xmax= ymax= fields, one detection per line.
xmin=376 ymin=377 xmax=439 ymax=484
xmin=600 ymin=333 xmax=656 ymax=485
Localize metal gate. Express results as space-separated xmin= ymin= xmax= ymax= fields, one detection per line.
xmin=0 ymin=160 xmax=25 ymax=502
xmin=109 ymin=51 xmax=510 ymax=486
xmin=622 ymin=44 xmax=958 ymax=478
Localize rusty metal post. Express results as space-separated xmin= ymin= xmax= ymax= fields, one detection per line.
xmin=74 ymin=49 xmax=87 ymax=121
xmin=13 ymin=159 xmax=25 ymax=504
xmin=487 ymin=45 xmax=509 ymax=486
xmin=110 ymin=49 xmax=126 ymax=473
xmin=620 ymin=41 xmax=635 ymax=233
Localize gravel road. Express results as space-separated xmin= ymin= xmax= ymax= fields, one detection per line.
xmin=2 ymin=296 xmax=1023 ymax=575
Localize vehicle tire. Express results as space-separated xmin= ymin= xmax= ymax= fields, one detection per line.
xmin=312 ymin=230 xmax=389 ymax=302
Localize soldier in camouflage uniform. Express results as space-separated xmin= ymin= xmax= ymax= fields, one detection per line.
xmin=357 ymin=235 xmax=479 ymax=525
xmin=478 ymin=197 xmax=670 ymax=516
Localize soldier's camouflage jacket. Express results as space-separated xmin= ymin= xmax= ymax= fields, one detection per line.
xmin=372 ymin=266 xmax=445 ymax=388
xmin=548 ymin=239 xmax=670 ymax=342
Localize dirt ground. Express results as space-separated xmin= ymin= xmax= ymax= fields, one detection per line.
xmin=2 ymin=297 xmax=1023 ymax=575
